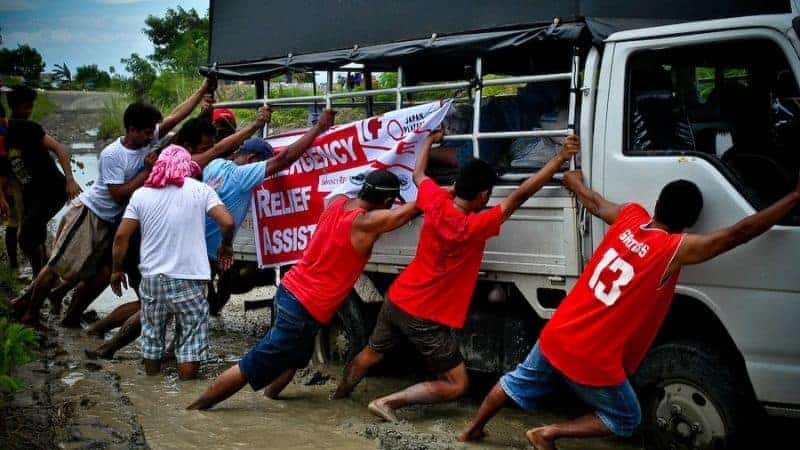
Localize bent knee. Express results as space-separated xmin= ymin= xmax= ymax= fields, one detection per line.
xmin=602 ymin=403 xmax=641 ymax=437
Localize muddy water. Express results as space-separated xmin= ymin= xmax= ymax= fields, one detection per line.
xmin=68 ymin=294 xmax=641 ymax=450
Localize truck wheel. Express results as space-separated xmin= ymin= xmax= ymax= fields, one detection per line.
xmin=314 ymin=294 xmax=367 ymax=365
xmin=634 ymin=340 xmax=757 ymax=450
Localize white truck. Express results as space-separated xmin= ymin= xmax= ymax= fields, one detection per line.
xmin=207 ymin=1 xmax=800 ymax=448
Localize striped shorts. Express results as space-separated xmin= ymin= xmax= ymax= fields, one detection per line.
xmin=140 ymin=275 xmax=209 ymax=363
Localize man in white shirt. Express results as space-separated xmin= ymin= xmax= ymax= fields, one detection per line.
xmin=12 ymin=78 xmax=215 ymax=328
xmin=110 ymin=145 xmax=234 ymax=380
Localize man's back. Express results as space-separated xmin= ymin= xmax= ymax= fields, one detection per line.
xmin=124 ymin=177 xmax=221 ymax=280
xmin=388 ymin=178 xmax=503 ymax=329
xmin=540 ymin=203 xmax=684 ymax=386
xmin=203 ymin=158 xmax=266 ymax=258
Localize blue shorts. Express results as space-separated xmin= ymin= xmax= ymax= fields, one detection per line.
xmin=500 ymin=342 xmax=642 ymax=437
xmin=238 ymin=286 xmax=321 ymax=391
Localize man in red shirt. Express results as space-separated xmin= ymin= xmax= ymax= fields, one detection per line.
xmin=459 ymin=170 xmax=800 ymax=449
xmin=187 ymin=169 xmax=419 ymax=410
xmin=332 ymin=132 xmax=579 ymax=422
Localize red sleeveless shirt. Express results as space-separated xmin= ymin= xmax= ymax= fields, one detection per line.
xmin=281 ymin=197 xmax=368 ymax=324
xmin=540 ymin=203 xmax=685 ymax=386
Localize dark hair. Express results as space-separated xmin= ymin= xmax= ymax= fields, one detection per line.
xmin=654 ymin=180 xmax=704 ymax=232
xmin=454 ymin=159 xmax=496 ymax=200
xmin=174 ymin=118 xmax=216 ymax=149
xmin=123 ymin=102 xmax=162 ymax=131
xmin=358 ymin=170 xmax=400 ymax=205
xmin=7 ymin=85 xmax=37 ymax=111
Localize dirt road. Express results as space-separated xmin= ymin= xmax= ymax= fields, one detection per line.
xmin=2 ymin=91 xmax=638 ymax=449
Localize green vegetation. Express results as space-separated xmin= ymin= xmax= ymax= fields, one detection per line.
xmin=0 ymin=44 xmax=45 ymax=86
xmin=0 ymin=318 xmax=38 ymax=397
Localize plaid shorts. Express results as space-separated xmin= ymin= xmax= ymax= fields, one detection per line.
xmin=140 ymin=275 xmax=209 ymax=363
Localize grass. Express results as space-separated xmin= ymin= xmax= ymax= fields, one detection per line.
xmin=98 ymin=94 xmax=132 ymax=139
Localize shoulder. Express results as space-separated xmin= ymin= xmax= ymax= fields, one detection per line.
xmin=99 ymin=139 xmax=124 ymax=159
xmin=616 ymin=202 xmax=651 ymax=224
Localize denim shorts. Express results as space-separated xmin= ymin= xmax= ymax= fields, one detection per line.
xmin=500 ymin=341 xmax=642 ymax=437
xmin=238 ymin=286 xmax=320 ymax=391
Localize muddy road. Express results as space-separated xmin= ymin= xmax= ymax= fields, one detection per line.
xmin=0 ymin=91 xmax=675 ymax=449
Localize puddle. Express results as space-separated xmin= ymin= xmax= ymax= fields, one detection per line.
xmin=71 ymin=142 xmax=95 ymax=150
xmin=62 ymin=371 xmax=86 ymax=387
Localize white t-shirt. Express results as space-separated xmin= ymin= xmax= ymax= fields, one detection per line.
xmin=123 ymin=178 xmax=222 ymax=280
xmin=80 ymin=127 xmax=160 ymax=222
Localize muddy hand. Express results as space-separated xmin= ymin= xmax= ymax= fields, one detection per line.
xmin=256 ymin=106 xmax=272 ymax=126
xmin=110 ymin=272 xmax=128 ymax=297
xmin=217 ymin=244 xmax=234 ymax=272
xmin=316 ymin=109 xmax=337 ymax=131
xmin=558 ymin=134 xmax=580 ymax=161
xmin=66 ymin=178 xmax=83 ymax=199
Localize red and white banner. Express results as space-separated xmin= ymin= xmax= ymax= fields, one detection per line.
xmin=251 ymin=100 xmax=452 ymax=268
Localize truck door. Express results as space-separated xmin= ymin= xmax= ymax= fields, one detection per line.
xmin=600 ymin=29 xmax=800 ymax=407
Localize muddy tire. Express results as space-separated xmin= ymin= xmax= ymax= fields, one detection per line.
xmin=314 ymin=294 xmax=367 ymax=365
xmin=634 ymin=340 xmax=759 ymax=450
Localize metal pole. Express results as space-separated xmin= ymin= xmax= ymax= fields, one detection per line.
xmin=364 ymin=70 xmax=374 ymax=117
xmin=396 ymin=66 xmax=403 ymax=110
xmin=567 ymin=49 xmax=580 ymax=170
xmin=326 ymin=70 xmax=333 ymax=109
xmin=268 ymin=78 xmax=269 ymax=139
xmin=472 ymin=57 xmax=482 ymax=159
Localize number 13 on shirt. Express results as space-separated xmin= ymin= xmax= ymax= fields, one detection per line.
xmin=588 ymin=248 xmax=635 ymax=306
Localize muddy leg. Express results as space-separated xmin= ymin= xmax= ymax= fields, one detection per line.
xmin=187 ymin=364 xmax=248 ymax=410
xmin=85 ymin=311 xmax=142 ymax=360
xmin=87 ymin=301 xmax=141 ymax=337
xmin=263 ymin=368 xmax=296 ymax=399
xmin=178 ymin=362 xmax=201 ymax=380
xmin=526 ymin=414 xmax=611 ymax=450
xmin=47 ymin=278 xmax=80 ymax=317
xmin=458 ymin=381 xmax=510 ymax=442
xmin=18 ymin=266 xmax=61 ymax=327
xmin=144 ymin=358 xmax=162 ymax=376
xmin=5 ymin=227 xmax=19 ymax=271
xmin=369 ymin=362 xmax=469 ymax=422
xmin=332 ymin=346 xmax=384 ymax=399
xmin=61 ymin=269 xmax=111 ymax=327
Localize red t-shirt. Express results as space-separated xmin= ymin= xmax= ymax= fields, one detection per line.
xmin=540 ymin=203 xmax=685 ymax=386
xmin=388 ymin=178 xmax=504 ymax=328
xmin=282 ymin=197 xmax=368 ymax=324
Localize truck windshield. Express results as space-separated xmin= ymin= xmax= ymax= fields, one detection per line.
xmin=625 ymin=39 xmax=800 ymax=224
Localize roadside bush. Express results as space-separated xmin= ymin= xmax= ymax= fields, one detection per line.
xmin=0 ymin=318 xmax=38 ymax=396
xmin=98 ymin=94 xmax=131 ymax=139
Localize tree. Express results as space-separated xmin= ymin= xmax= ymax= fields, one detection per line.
xmin=53 ymin=62 xmax=71 ymax=82
xmin=75 ymin=64 xmax=111 ymax=89
xmin=143 ymin=6 xmax=208 ymax=74
xmin=109 ymin=66 xmax=115 ymax=75
xmin=121 ymin=53 xmax=156 ymax=98
xmin=0 ymin=44 xmax=45 ymax=83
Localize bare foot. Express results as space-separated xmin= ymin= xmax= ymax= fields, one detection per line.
xmin=368 ymin=400 xmax=399 ymax=423
xmin=186 ymin=397 xmax=214 ymax=410
xmin=330 ymin=384 xmax=352 ymax=400
xmin=526 ymin=428 xmax=557 ymax=450
xmin=457 ymin=427 xmax=487 ymax=442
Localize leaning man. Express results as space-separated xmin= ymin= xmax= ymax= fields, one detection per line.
xmin=110 ymin=145 xmax=234 ymax=380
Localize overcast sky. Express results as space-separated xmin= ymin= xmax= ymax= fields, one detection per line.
xmin=0 ymin=0 xmax=208 ymax=75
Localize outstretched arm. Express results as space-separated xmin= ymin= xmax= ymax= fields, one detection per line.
xmin=414 ymin=130 xmax=443 ymax=186
xmin=159 ymin=78 xmax=216 ymax=137
xmin=562 ymin=169 xmax=622 ymax=225
xmin=671 ymin=183 xmax=800 ymax=271
xmin=265 ymin=109 xmax=336 ymax=176
xmin=192 ymin=106 xmax=272 ymax=168
xmin=355 ymin=202 xmax=420 ymax=235
xmin=43 ymin=135 xmax=82 ymax=199
xmin=499 ymin=135 xmax=580 ymax=221
xmin=110 ymin=218 xmax=139 ymax=296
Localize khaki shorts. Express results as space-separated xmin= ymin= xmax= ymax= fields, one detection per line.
xmin=369 ymin=301 xmax=463 ymax=374
xmin=47 ymin=200 xmax=114 ymax=281
xmin=1 ymin=178 xmax=23 ymax=228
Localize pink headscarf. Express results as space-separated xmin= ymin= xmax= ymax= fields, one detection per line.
xmin=144 ymin=144 xmax=201 ymax=188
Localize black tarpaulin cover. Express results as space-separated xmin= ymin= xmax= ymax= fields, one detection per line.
xmin=203 ymin=0 xmax=790 ymax=80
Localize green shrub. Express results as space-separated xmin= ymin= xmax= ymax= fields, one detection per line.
xmin=98 ymin=94 xmax=131 ymax=139
xmin=0 ymin=318 xmax=38 ymax=395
